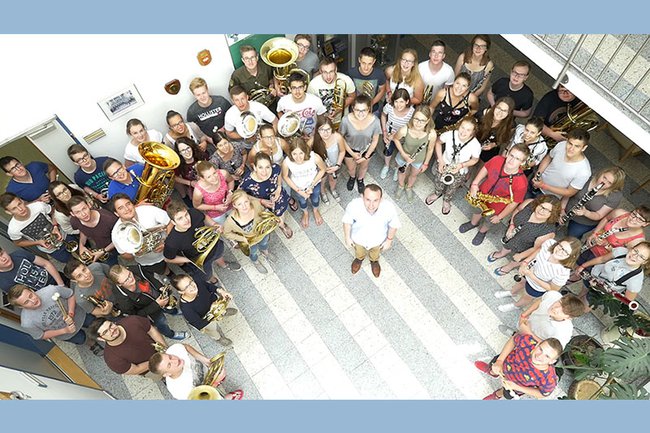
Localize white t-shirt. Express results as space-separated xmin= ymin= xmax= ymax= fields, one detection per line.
xmin=224 ymin=100 xmax=277 ymax=133
xmin=277 ymin=94 xmax=327 ymax=137
xmin=439 ymin=130 xmax=481 ymax=175
xmin=342 ymin=197 xmax=401 ymax=249
xmin=540 ymin=140 xmax=591 ymax=197
xmin=592 ymin=247 xmax=644 ymax=294
xmin=526 ymin=239 xmax=571 ymax=293
xmin=111 ymin=204 xmax=171 ymax=266
xmin=307 ymin=72 xmax=356 ymax=112
xmin=284 ymin=154 xmax=319 ymax=190
xmin=8 ymin=202 xmax=57 ymax=254
xmin=418 ymin=61 xmax=455 ymax=98
xmin=528 ymin=291 xmax=573 ymax=348
xmin=123 ymin=130 xmax=164 ymax=164
xmin=164 ymin=343 xmax=203 ymax=400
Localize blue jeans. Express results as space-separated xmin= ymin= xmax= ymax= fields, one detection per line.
xmin=151 ymin=312 xmax=175 ymax=338
xmin=293 ymin=183 xmax=321 ymax=209
xmin=249 ymin=234 xmax=270 ymax=262
xmin=64 ymin=312 xmax=95 ymax=345
xmin=567 ymin=220 xmax=597 ymax=240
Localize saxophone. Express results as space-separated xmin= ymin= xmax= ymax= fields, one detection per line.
xmin=558 ymin=182 xmax=605 ymax=226
xmin=331 ymin=77 xmax=347 ymax=130
xmin=465 ymin=191 xmax=513 ymax=217
xmin=237 ymin=211 xmax=281 ymax=257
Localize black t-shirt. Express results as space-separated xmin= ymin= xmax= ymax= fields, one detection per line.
xmin=164 ymin=208 xmax=225 ymax=265
xmin=0 ymin=250 xmax=56 ymax=293
xmin=179 ymin=278 xmax=219 ymax=330
xmin=490 ymin=77 xmax=534 ymax=112
xmin=186 ymin=96 xmax=232 ymax=136
xmin=533 ymin=89 xmax=582 ymax=126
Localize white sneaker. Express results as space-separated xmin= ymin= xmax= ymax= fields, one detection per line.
xmin=331 ymin=189 xmax=340 ymax=202
xmin=392 ymin=168 xmax=399 ymax=182
xmin=380 ymin=165 xmax=389 ymax=179
xmin=494 ymin=291 xmax=513 ymax=299
xmin=321 ymin=191 xmax=330 ymax=204
xmin=498 ymin=303 xmax=519 ymax=313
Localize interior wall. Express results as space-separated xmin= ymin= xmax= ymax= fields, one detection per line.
xmin=0 ymin=34 xmax=237 ymax=160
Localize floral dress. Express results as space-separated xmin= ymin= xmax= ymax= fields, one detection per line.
xmin=239 ymin=164 xmax=289 ymax=217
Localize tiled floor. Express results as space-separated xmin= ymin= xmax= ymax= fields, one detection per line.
xmin=54 ymin=34 xmax=650 ymax=400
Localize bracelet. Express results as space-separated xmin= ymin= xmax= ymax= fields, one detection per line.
xmin=471 ymin=183 xmax=479 ymax=187
xmin=334 ymin=164 xmax=340 ymax=168
xmin=387 ymin=237 xmax=394 ymax=241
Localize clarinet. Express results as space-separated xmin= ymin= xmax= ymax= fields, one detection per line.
xmin=398 ymin=141 xmax=429 ymax=173
xmin=580 ymin=227 xmax=630 ymax=253
xmin=501 ymin=224 xmax=523 ymax=245
xmin=513 ymin=259 xmax=536 ymax=282
xmin=324 ymin=157 xmax=338 ymax=179
xmin=578 ymin=270 xmax=639 ymax=310
xmin=558 ymin=182 xmax=605 ymax=226
xmin=530 ymin=170 xmax=543 ymax=193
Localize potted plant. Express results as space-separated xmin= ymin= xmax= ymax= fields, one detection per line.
xmin=561 ymin=335 xmax=650 ymax=400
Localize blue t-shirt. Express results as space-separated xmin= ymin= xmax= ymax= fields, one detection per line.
xmin=0 ymin=250 xmax=56 ymax=293
xmin=347 ymin=67 xmax=386 ymax=112
xmin=107 ymin=163 xmax=144 ymax=200
xmin=74 ymin=156 xmax=111 ymax=195
xmin=6 ymin=161 xmax=50 ymax=202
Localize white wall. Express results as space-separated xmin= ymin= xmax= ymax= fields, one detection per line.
xmin=0 ymin=34 xmax=236 ymax=159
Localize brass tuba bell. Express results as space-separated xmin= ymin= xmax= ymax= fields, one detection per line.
xmin=135 ymin=142 xmax=181 ymax=208
xmin=188 ymin=385 xmax=222 ymax=400
xmin=260 ymin=37 xmax=310 ymax=95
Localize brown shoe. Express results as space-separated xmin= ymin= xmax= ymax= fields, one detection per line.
xmin=351 ymin=258 xmax=363 ymax=274
xmin=370 ymin=261 xmax=381 ymax=278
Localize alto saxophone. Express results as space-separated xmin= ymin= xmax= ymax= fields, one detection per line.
xmin=465 ymin=191 xmax=513 ymax=217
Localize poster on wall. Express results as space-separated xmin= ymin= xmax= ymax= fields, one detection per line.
xmin=97 ymin=84 xmax=144 ymax=121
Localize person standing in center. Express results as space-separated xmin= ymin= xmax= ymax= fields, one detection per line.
xmin=343 ymin=184 xmax=400 ymax=278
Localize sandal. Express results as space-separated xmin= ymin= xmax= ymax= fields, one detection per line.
xmin=227 ymin=389 xmax=244 ymax=400
xmin=289 ymin=198 xmax=299 ymax=212
xmin=487 ymin=252 xmax=502 ymax=263
xmin=425 ymin=194 xmax=439 ymax=206
xmin=441 ymin=201 xmax=451 ymax=215
xmin=494 ymin=266 xmax=512 ymax=276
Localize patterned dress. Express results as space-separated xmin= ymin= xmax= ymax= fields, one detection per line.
xmin=239 ymin=164 xmax=289 ymax=217
xmin=503 ymin=203 xmax=556 ymax=254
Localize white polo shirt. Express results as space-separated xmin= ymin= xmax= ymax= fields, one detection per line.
xmin=342 ymin=197 xmax=401 ymax=249
xmin=112 ymin=204 xmax=170 ymax=266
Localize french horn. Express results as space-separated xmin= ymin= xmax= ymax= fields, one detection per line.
xmin=189 ymin=226 xmax=222 ymax=272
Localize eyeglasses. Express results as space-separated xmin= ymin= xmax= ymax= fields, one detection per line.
xmin=170 ymin=120 xmax=184 ymax=128
xmin=117 ymin=272 xmax=134 ymax=286
xmin=99 ymin=322 xmax=116 ymax=337
xmin=290 ymin=85 xmax=305 ymax=91
xmin=178 ymin=147 xmax=193 ymax=154
xmin=261 ymin=135 xmax=275 ymax=140
xmin=242 ymin=56 xmax=257 ymax=62
xmin=629 ymin=211 xmax=648 ymax=224
xmin=413 ymin=117 xmax=428 ymax=124
xmin=296 ymin=43 xmax=310 ymax=51
xmin=180 ymin=280 xmax=197 ymax=292
xmin=6 ymin=162 xmax=22 ymax=173
xmin=53 ymin=188 xmax=69 ymax=198
xmin=537 ymin=206 xmax=553 ymax=214
xmin=511 ymin=70 xmax=528 ymax=79
xmin=353 ymin=108 xmax=369 ymax=113
xmin=494 ymin=106 xmax=509 ymax=113
xmin=107 ymin=165 xmax=126 ymax=178
xmin=555 ymin=243 xmax=571 ymax=256
xmin=318 ymin=127 xmax=332 ymax=133
xmin=473 ymin=43 xmax=488 ymax=50
xmin=629 ymin=248 xmax=648 ymax=261
xmin=400 ymin=58 xmax=415 ymax=64
xmin=74 ymin=153 xmax=91 ymax=164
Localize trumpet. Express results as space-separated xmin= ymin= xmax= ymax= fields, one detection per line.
xmin=331 ymin=77 xmax=347 ymax=130
xmin=203 ymin=298 xmax=230 ymax=323
xmin=78 ymin=247 xmax=110 ymax=265
xmin=159 ymin=280 xmax=178 ymax=311
xmin=465 ymin=191 xmax=513 ymax=217
xmin=81 ymin=294 xmax=121 ymax=317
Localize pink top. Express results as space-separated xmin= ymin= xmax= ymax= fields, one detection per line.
xmin=591 ymin=212 xmax=645 ymax=256
xmin=195 ymin=169 xmax=230 ymax=218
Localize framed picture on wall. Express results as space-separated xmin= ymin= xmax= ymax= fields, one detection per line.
xmin=97 ymin=84 xmax=144 ymax=121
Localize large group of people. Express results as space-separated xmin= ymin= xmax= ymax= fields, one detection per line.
xmin=1 ymin=34 xmax=648 ymax=401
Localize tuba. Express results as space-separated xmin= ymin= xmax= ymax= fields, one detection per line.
xmin=188 ymin=352 xmax=227 ymax=400
xmin=548 ymin=101 xmax=599 ymax=147
xmin=189 ymin=226 xmax=222 ymax=272
xmin=465 ymin=191 xmax=513 ymax=217
xmin=135 ymin=142 xmax=181 ymax=208
xmin=260 ymin=37 xmax=310 ymax=95
xmin=331 ymin=77 xmax=347 ymax=130
xmin=237 ymin=211 xmax=281 ymax=256
xmin=235 ymin=111 xmax=259 ymax=139
xmin=278 ymin=112 xmax=302 ymax=137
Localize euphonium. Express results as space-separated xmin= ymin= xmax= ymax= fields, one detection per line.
xmin=113 ymin=221 xmax=166 ymax=256
xmin=278 ymin=112 xmax=302 ymax=137
xmin=237 ymin=211 xmax=281 ymax=257
xmin=135 ymin=141 xmax=181 ymax=208
xmin=465 ymin=191 xmax=513 ymax=217
xmin=331 ymin=77 xmax=347 ymax=130
xmin=235 ymin=111 xmax=259 ymax=139
xmin=548 ymin=101 xmax=599 ymax=147
xmin=249 ymin=87 xmax=274 ymax=107
xmin=190 ymin=226 xmax=222 ymax=272
xmin=259 ymin=37 xmax=310 ymax=95
xmin=188 ymin=352 xmax=227 ymax=399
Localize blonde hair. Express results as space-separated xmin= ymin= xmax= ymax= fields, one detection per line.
xmin=230 ymin=189 xmax=251 ymax=216
xmin=189 ymin=77 xmax=208 ymax=93
xmin=392 ymin=48 xmax=422 ymax=88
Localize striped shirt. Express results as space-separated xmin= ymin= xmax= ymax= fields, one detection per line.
xmin=526 ymin=239 xmax=571 ymax=293
xmin=382 ymin=104 xmax=414 ymax=135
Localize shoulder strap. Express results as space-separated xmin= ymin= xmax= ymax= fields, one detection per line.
xmin=614 ymin=266 xmax=643 ymax=286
